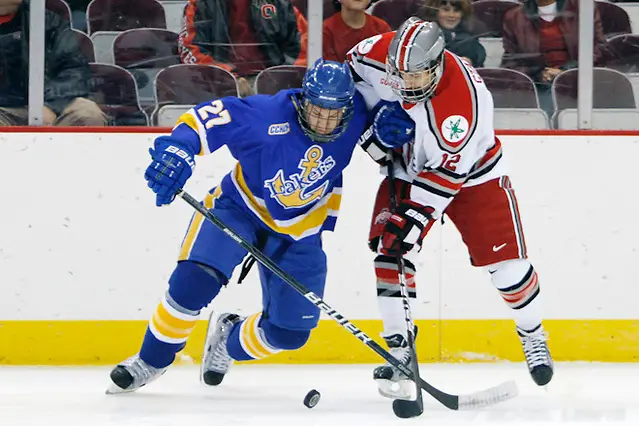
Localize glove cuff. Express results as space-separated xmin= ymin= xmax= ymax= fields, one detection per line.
xmin=154 ymin=136 xmax=197 ymax=159
xmin=396 ymin=200 xmax=434 ymax=230
xmin=358 ymin=125 xmax=390 ymax=164
xmin=154 ymin=136 xmax=196 ymax=171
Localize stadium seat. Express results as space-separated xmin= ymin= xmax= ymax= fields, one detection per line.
xmin=87 ymin=0 xmax=167 ymax=63
xmin=552 ymin=68 xmax=636 ymax=111
xmin=72 ymin=28 xmax=95 ymax=62
xmin=113 ymin=29 xmax=180 ymax=105
xmin=557 ymin=109 xmax=639 ymax=130
xmin=46 ymin=0 xmax=71 ymax=23
xmin=627 ymin=72 xmax=639 ymax=106
xmin=606 ymin=34 xmax=639 ymax=73
xmin=153 ymin=64 xmax=239 ymax=126
xmin=370 ymin=0 xmax=423 ymax=30
xmin=470 ymin=0 xmax=520 ymax=37
xmin=477 ymin=68 xmax=539 ymax=108
xmin=160 ymin=0 xmax=186 ymax=33
xmin=87 ymin=0 xmax=166 ymax=34
xmin=254 ymin=65 xmax=307 ymax=95
xmin=87 ymin=63 xmax=148 ymax=126
xmin=616 ymin=3 xmax=639 ymax=35
xmin=595 ymin=1 xmax=632 ymax=39
xmin=494 ymin=109 xmax=550 ymax=129
xmin=479 ymin=37 xmax=503 ymax=68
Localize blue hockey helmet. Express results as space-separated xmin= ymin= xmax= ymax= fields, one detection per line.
xmin=295 ymin=58 xmax=355 ymax=142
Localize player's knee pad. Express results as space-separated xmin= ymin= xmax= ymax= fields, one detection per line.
xmin=260 ymin=318 xmax=311 ymax=351
xmin=374 ymin=255 xmax=417 ymax=298
xmin=167 ymin=261 xmax=226 ymax=312
xmin=487 ymin=259 xmax=540 ymax=310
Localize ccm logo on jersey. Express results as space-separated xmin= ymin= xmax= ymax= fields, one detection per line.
xmin=166 ymin=145 xmax=195 ymax=169
xmin=268 ymin=122 xmax=290 ymax=135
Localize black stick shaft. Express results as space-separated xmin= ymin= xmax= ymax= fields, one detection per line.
xmin=386 ymin=159 xmax=424 ymax=410
xmin=176 ymin=188 xmax=461 ymax=409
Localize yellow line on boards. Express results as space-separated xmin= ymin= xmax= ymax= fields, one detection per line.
xmin=0 ymin=319 xmax=637 ymax=365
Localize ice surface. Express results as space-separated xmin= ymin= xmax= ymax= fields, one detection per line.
xmin=0 ymin=363 xmax=636 ymax=426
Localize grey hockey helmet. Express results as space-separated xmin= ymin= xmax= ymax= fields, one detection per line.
xmin=386 ymin=17 xmax=446 ymax=103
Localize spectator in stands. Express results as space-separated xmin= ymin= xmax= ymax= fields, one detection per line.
xmin=420 ymin=0 xmax=485 ymax=67
xmin=0 ymin=0 xmax=105 ymax=126
xmin=501 ymin=0 xmax=608 ymax=111
xmin=323 ymin=0 xmax=391 ymax=62
xmin=367 ymin=0 xmax=425 ymax=30
xmin=179 ymin=0 xmax=308 ymax=97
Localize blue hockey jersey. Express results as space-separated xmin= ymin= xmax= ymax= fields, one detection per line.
xmin=170 ymin=89 xmax=369 ymax=241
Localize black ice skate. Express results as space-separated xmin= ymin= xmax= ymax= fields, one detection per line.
xmin=518 ymin=325 xmax=554 ymax=386
xmin=201 ymin=312 xmax=243 ymax=386
xmin=106 ymin=354 xmax=167 ymax=394
xmin=373 ymin=333 xmax=416 ymax=400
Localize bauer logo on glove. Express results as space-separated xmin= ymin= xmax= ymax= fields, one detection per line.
xmin=380 ymin=201 xmax=434 ymax=255
xmin=144 ymin=136 xmax=196 ymax=207
xmin=165 ymin=145 xmax=196 ymax=170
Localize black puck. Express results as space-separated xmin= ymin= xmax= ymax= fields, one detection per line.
xmin=303 ymin=389 xmax=321 ymax=408
xmin=392 ymin=399 xmax=423 ymax=418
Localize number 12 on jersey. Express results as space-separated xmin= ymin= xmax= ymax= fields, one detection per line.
xmin=441 ymin=153 xmax=461 ymax=171
xmin=197 ymin=100 xmax=232 ymax=129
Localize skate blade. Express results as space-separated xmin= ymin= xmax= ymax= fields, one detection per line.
xmin=105 ymin=382 xmax=135 ymax=395
xmin=200 ymin=310 xmax=219 ymax=384
xmin=376 ymin=379 xmax=416 ymax=401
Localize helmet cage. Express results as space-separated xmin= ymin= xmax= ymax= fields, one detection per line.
xmin=294 ymin=95 xmax=354 ymax=143
xmin=386 ymin=48 xmax=444 ymax=103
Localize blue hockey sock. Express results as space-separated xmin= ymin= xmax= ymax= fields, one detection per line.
xmin=226 ymin=313 xmax=311 ymax=361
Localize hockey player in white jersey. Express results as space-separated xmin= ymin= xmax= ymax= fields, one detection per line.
xmin=348 ymin=17 xmax=554 ymax=399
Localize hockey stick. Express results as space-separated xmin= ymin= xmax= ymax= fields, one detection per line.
xmin=385 ymin=158 xmax=424 ymax=418
xmin=176 ymin=188 xmax=518 ymax=410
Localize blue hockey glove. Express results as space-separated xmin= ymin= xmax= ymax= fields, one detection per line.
xmin=144 ymin=136 xmax=195 ymax=206
xmin=373 ymin=101 xmax=415 ymax=148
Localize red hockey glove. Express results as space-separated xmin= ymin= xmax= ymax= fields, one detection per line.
xmin=381 ymin=201 xmax=434 ymax=255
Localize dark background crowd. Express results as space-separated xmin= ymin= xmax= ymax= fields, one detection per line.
xmin=0 ymin=0 xmax=637 ymax=128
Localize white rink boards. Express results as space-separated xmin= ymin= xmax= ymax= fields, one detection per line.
xmin=1 ymin=131 xmax=638 ymax=364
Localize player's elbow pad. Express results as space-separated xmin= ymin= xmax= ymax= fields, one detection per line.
xmin=358 ymin=125 xmax=389 ymax=165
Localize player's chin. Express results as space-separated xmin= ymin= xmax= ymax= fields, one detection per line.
xmin=313 ymin=127 xmax=336 ymax=136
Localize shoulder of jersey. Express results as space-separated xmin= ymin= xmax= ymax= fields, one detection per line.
xmin=350 ymin=31 xmax=395 ymax=70
xmin=425 ymin=51 xmax=481 ymax=154
xmin=243 ymin=90 xmax=299 ymax=138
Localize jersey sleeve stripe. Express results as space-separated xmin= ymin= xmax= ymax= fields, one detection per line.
xmin=176 ymin=109 xmax=210 ymax=155
xmin=416 ymin=169 xmax=465 ymax=192
xmin=412 ymin=178 xmax=456 ymax=199
xmin=468 ymin=141 xmax=503 ymax=180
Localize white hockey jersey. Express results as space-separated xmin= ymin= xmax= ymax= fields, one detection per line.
xmin=347 ymin=32 xmax=506 ymax=219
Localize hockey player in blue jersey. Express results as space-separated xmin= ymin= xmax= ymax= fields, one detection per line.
xmin=105 ymin=58 xmax=416 ymax=393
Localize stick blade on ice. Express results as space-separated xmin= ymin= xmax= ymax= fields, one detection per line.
xmin=457 ymin=380 xmax=519 ymax=410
